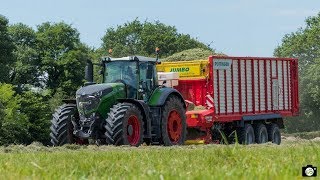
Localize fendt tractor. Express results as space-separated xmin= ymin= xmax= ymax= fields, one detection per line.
xmin=50 ymin=54 xmax=187 ymax=146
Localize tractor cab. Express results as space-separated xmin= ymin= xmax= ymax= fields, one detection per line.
xmin=102 ymin=56 xmax=158 ymax=101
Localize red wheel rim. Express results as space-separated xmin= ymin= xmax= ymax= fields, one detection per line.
xmin=167 ymin=110 xmax=182 ymax=143
xmin=127 ymin=115 xmax=141 ymax=145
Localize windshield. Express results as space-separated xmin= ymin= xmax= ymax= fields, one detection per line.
xmin=104 ymin=61 xmax=137 ymax=88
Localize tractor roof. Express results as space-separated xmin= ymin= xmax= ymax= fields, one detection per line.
xmin=102 ymin=56 xmax=157 ymax=62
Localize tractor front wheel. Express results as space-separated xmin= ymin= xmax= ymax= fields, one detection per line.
xmin=161 ymin=96 xmax=187 ymax=146
xmin=105 ymin=103 xmax=144 ymax=146
xmin=50 ymin=104 xmax=84 ymax=146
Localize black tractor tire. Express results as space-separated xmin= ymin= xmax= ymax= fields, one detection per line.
xmin=50 ymin=104 xmax=80 ymax=146
xmin=267 ymin=123 xmax=281 ymax=145
xmin=105 ymin=103 xmax=144 ymax=146
xmin=254 ymin=123 xmax=268 ymax=144
xmin=237 ymin=123 xmax=255 ymax=145
xmin=161 ymin=95 xmax=187 ymax=146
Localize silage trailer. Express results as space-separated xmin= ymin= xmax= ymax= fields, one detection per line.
xmin=157 ymin=56 xmax=299 ymax=144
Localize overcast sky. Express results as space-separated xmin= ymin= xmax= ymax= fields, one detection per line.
xmin=1 ymin=0 xmax=319 ymax=57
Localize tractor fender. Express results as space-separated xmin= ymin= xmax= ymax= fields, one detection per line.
xmin=148 ymin=87 xmax=186 ymax=109
xmin=117 ymin=98 xmax=152 ymax=138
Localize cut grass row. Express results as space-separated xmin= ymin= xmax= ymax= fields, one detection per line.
xmin=282 ymin=130 xmax=320 ymax=140
xmin=0 ymin=140 xmax=319 ymax=179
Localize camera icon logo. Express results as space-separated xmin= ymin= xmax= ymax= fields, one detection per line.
xmin=302 ymin=165 xmax=317 ymax=177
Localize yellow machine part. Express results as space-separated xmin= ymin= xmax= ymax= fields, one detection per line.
xmin=184 ymin=140 xmax=205 ymax=145
xmin=156 ymin=60 xmax=209 ymax=79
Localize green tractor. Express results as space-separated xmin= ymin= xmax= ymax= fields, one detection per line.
xmin=50 ymin=55 xmax=187 ymax=146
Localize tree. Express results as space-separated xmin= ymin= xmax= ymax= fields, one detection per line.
xmin=0 ymin=83 xmax=31 ymax=145
xmin=274 ymin=12 xmax=320 ymax=132
xmin=57 ymin=48 xmax=91 ymax=94
xmin=20 ymin=91 xmax=51 ymax=144
xmin=36 ymin=22 xmax=90 ymax=96
xmin=101 ymin=19 xmax=210 ymax=58
xmin=274 ymin=13 xmax=320 ymax=69
xmin=0 ymin=102 xmax=4 ymax=130
xmin=8 ymin=23 xmax=40 ymax=92
xmin=0 ymin=15 xmax=15 ymax=83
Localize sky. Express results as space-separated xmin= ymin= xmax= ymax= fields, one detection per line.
xmin=1 ymin=0 xmax=319 ymax=57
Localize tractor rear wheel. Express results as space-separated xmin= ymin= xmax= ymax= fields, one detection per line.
xmin=105 ymin=103 xmax=144 ymax=146
xmin=254 ymin=123 xmax=268 ymax=144
xmin=161 ymin=96 xmax=186 ymax=146
xmin=237 ymin=123 xmax=255 ymax=145
xmin=50 ymin=104 xmax=83 ymax=146
xmin=267 ymin=123 xmax=281 ymax=145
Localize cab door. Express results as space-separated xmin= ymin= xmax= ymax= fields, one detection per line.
xmin=139 ymin=62 xmax=157 ymax=101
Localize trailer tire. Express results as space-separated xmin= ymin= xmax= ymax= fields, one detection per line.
xmin=267 ymin=123 xmax=281 ymax=145
xmin=144 ymin=139 xmax=151 ymax=145
xmin=161 ymin=95 xmax=187 ymax=146
xmin=254 ymin=123 xmax=268 ymax=144
xmin=50 ymin=104 xmax=83 ymax=146
xmin=237 ymin=123 xmax=255 ymax=145
xmin=105 ymin=103 xmax=144 ymax=146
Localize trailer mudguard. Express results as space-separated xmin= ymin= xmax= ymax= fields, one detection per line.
xmin=242 ymin=114 xmax=282 ymax=121
xmin=148 ymin=87 xmax=186 ymax=108
xmin=239 ymin=114 xmax=284 ymax=128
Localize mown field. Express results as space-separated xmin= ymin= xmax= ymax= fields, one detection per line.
xmin=0 ymin=139 xmax=319 ymax=180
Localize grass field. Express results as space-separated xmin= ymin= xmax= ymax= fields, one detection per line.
xmin=0 ymin=140 xmax=319 ymax=179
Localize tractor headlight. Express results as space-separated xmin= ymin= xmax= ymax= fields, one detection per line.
xmin=76 ymin=93 xmax=101 ymax=116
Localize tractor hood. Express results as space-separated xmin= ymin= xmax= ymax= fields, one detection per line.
xmin=76 ymin=83 xmax=125 ymax=116
xmin=76 ymin=84 xmax=113 ymax=97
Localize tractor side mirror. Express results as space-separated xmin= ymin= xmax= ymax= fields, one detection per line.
xmin=85 ymin=60 xmax=94 ymax=84
xmin=162 ymin=80 xmax=167 ymax=85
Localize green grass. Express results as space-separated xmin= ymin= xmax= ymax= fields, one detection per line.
xmin=0 ymin=141 xmax=319 ymax=179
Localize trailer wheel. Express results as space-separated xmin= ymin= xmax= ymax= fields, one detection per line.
xmin=254 ymin=124 xmax=268 ymax=144
xmin=50 ymin=104 xmax=85 ymax=146
xmin=237 ymin=123 xmax=255 ymax=145
xmin=267 ymin=123 xmax=281 ymax=145
xmin=105 ymin=103 xmax=144 ymax=146
xmin=144 ymin=139 xmax=151 ymax=145
xmin=161 ymin=95 xmax=187 ymax=146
